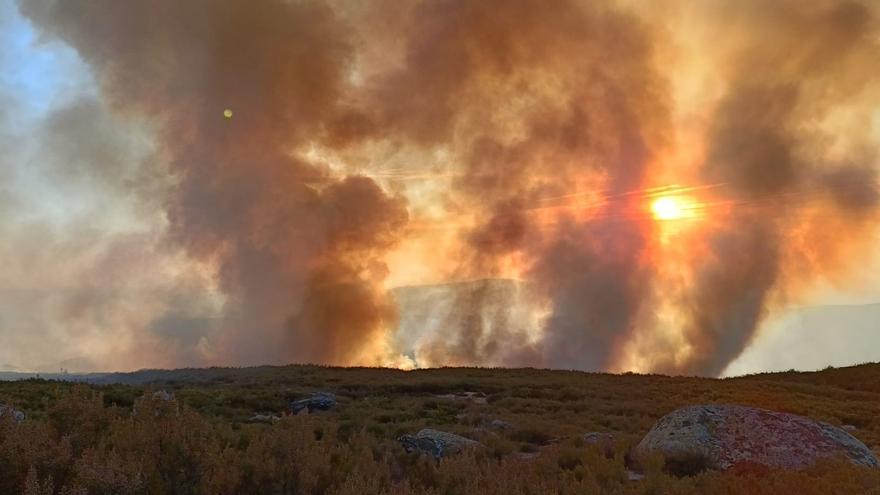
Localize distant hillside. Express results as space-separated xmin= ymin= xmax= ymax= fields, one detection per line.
xmin=734 ymin=362 xmax=880 ymax=395
xmin=0 ymin=371 xmax=115 ymax=383
xmin=725 ymin=303 xmax=880 ymax=376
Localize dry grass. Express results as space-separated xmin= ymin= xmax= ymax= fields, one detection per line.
xmin=1 ymin=363 xmax=879 ymax=494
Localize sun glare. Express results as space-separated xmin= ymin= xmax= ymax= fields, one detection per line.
xmin=651 ymin=196 xmax=684 ymax=221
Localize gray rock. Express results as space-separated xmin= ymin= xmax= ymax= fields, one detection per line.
xmin=398 ymin=428 xmax=481 ymax=459
xmin=291 ymin=392 xmax=337 ymax=414
xmin=490 ymin=419 xmax=512 ymax=430
xmin=0 ymin=404 xmax=24 ymax=423
xmin=583 ymin=432 xmax=615 ymax=458
xmin=152 ymin=390 xmax=174 ymax=401
xmin=843 ymin=424 xmax=857 ymax=432
xmin=636 ymin=404 xmax=878 ymax=472
xmin=250 ymin=413 xmax=280 ymax=423
xmin=626 ymin=470 xmax=645 ymax=482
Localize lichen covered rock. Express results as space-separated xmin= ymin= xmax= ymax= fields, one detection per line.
xmin=398 ymin=428 xmax=481 ymax=458
xmin=636 ymin=404 xmax=878 ymax=472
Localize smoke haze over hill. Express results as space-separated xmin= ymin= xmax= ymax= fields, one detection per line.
xmin=1 ymin=0 xmax=879 ymax=375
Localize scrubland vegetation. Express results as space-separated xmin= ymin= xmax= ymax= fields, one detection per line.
xmin=1 ymin=364 xmax=879 ymax=494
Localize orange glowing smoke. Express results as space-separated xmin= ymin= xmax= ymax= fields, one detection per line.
xmin=651 ymin=196 xmax=684 ymax=221
xmin=19 ymin=0 xmax=880 ymax=376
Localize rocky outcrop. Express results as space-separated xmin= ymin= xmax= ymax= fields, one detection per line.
xmin=291 ymin=392 xmax=337 ymax=414
xmin=635 ymin=405 xmax=878 ymax=472
xmin=398 ymin=428 xmax=481 ymax=459
xmin=0 ymin=403 xmax=24 ymax=423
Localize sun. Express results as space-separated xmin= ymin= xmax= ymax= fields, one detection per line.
xmin=651 ymin=196 xmax=684 ymax=221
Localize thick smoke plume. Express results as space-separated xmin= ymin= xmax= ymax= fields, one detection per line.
xmin=16 ymin=0 xmax=880 ymax=375
xmin=666 ymin=1 xmax=880 ymax=375
xmin=21 ymin=0 xmax=409 ymax=366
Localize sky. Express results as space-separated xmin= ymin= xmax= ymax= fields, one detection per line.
xmin=1 ymin=0 xmax=879 ymax=375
